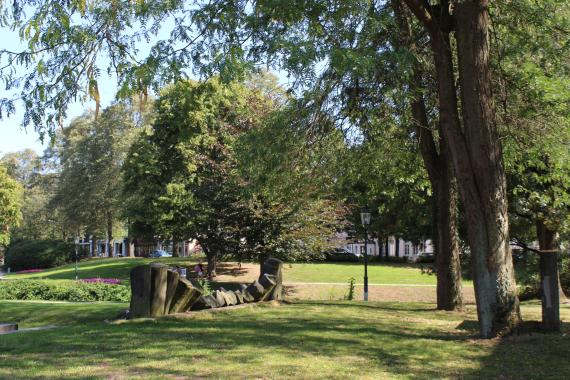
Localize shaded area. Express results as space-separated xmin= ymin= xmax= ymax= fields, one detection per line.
xmin=0 ymin=300 xmax=569 ymax=379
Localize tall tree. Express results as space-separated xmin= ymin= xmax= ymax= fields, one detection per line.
xmin=6 ymin=0 xmax=562 ymax=337
xmin=53 ymin=103 xmax=142 ymax=253
xmin=401 ymin=0 xmax=521 ymax=337
xmin=0 ymin=164 xmax=23 ymax=247
xmin=1 ymin=150 xmax=63 ymax=240
xmin=391 ymin=1 xmax=462 ymax=310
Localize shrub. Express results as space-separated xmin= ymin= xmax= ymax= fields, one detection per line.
xmin=382 ymin=256 xmax=409 ymax=264
xmin=0 ymin=280 xmax=130 ymax=302
xmin=345 ymin=277 xmax=356 ymax=301
xmin=324 ymin=253 xmax=360 ymax=263
xmin=5 ymin=240 xmax=75 ymax=271
xmin=416 ymin=255 xmax=435 ymax=264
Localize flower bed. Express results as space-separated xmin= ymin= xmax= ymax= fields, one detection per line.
xmin=15 ymin=269 xmax=44 ymax=274
xmin=81 ymin=278 xmax=121 ymax=285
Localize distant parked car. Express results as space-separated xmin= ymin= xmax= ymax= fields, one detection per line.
xmin=150 ymin=249 xmax=172 ymax=258
xmin=323 ymin=248 xmax=361 ymax=262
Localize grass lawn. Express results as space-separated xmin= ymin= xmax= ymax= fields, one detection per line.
xmin=4 ymin=257 xmax=197 ymax=282
xmin=5 ymin=257 xmax=455 ymax=285
xmin=283 ymin=262 xmax=443 ymax=285
xmin=0 ymin=300 xmax=568 ymax=379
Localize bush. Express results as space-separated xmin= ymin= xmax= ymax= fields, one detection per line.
xmin=324 ymin=253 xmax=361 ymax=263
xmin=416 ymin=255 xmax=435 ymax=264
xmin=5 ymin=240 xmax=75 ymax=271
xmin=381 ymin=256 xmax=409 ymax=264
xmin=0 ymin=280 xmax=130 ymax=302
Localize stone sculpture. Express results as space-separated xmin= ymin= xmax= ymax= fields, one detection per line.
xmin=129 ymin=258 xmax=283 ymax=318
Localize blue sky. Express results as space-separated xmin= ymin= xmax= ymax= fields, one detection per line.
xmin=0 ymin=13 xmax=296 ymax=156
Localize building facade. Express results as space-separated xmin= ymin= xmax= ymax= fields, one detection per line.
xmin=343 ymin=235 xmax=434 ymax=262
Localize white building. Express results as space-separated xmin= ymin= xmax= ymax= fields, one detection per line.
xmin=343 ymin=235 xmax=434 ymax=262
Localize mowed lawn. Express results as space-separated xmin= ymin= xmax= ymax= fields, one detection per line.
xmin=0 ymin=300 xmax=568 ymax=379
xmin=5 ymin=257 xmax=452 ymax=285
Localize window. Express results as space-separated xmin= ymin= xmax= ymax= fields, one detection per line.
xmin=360 ymin=246 xmax=365 ymax=254
xmin=404 ymin=243 xmax=411 ymax=256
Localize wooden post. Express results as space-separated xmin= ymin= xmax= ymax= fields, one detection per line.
xmin=540 ymin=251 xmax=560 ymax=332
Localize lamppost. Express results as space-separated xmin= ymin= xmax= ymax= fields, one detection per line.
xmin=360 ymin=206 xmax=371 ymax=301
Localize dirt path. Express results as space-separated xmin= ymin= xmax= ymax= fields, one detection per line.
xmin=284 ymin=283 xmax=476 ymax=303
xmin=211 ymin=262 xmax=476 ymax=303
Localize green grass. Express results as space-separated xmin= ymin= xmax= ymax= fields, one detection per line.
xmin=285 ymin=262 xmax=450 ymax=285
xmin=0 ymin=300 xmax=568 ymax=379
xmin=5 ymin=257 xmax=198 ymax=281
xmin=6 ymin=257 xmax=456 ymax=285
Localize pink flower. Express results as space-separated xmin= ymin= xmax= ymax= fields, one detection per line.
xmin=81 ymin=278 xmax=121 ymax=285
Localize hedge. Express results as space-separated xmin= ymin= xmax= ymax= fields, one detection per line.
xmin=0 ymin=280 xmax=130 ymax=302
xmin=5 ymin=240 xmax=75 ymax=272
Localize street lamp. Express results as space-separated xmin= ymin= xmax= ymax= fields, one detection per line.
xmin=360 ymin=206 xmax=371 ymax=301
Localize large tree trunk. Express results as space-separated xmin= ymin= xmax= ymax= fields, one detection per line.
xmin=453 ymin=1 xmax=521 ymax=337
xmin=433 ymin=163 xmax=463 ymax=310
xmin=395 ymin=238 xmax=400 ymax=257
xmin=205 ymin=248 xmax=218 ymax=277
xmin=172 ymin=239 xmax=180 ymax=258
xmin=536 ymin=220 xmax=568 ymax=302
xmin=403 ymin=0 xmax=521 ymax=337
xmin=536 ymin=220 xmax=563 ymax=331
xmin=392 ymin=0 xmax=463 ymax=311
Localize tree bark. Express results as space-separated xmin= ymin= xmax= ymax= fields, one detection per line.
xmin=106 ymin=212 xmax=114 ymax=257
xmin=453 ymin=0 xmax=521 ymax=337
xmin=536 ymin=220 xmax=561 ymax=331
xmin=172 ymin=239 xmax=180 ymax=257
xmin=395 ymin=238 xmax=400 ymax=257
xmin=392 ymin=0 xmax=463 ymax=311
xmin=403 ymin=0 xmax=521 ymax=337
xmin=205 ymin=248 xmax=218 ymax=277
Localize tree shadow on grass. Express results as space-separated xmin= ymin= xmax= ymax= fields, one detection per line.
xmin=0 ymin=302 xmax=479 ymax=379
xmin=2 ymin=301 xmax=568 ymax=379
xmin=459 ymin=319 xmax=570 ymax=379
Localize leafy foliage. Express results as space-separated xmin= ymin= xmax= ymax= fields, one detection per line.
xmin=1 ymin=150 xmax=63 ymax=241
xmin=51 ymin=102 xmax=148 ymax=246
xmin=5 ymin=239 xmax=75 ymax=271
xmin=0 ymin=164 xmax=23 ymax=246
xmin=0 ymin=280 xmax=130 ymax=302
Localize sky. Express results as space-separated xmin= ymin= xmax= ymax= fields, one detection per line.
xmin=0 ymin=10 xmax=296 ymax=157
xmin=0 ymin=16 xmax=143 ymax=156
xmin=0 ymin=32 xmax=120 ymax=155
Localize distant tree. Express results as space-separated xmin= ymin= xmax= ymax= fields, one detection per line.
xmin=1 ymin=150 xmax=63 ymax=240
xmin=124 ymin=77 xmax=348 ymax=273
xmin=123 ymin=79 xmax=267 ymax=274
xmin=0 ymin=164 xmax=23 ymax=247
xmin=52 ymin=102 xmax=144 ymax=254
